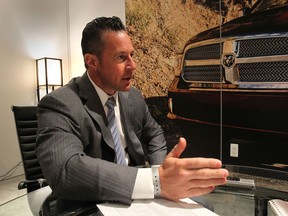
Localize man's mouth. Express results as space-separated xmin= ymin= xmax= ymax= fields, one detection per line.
xmin=123 ymin=75 xmax=133 ymax=81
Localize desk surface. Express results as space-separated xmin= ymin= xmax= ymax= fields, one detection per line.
xmin=1 ymin=169 xmax=287 ymax=216
xmin=203 ymin=169 xmax=288 ymax=216
xmin=204 ymin=187 xmax=288 ymax=216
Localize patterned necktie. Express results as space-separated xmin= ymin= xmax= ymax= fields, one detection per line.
xmin=106 ymin=97 xmax=126 ymax=165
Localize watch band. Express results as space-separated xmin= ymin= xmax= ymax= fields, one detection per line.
xmin=151 ymin=165 xmax=161 ymax=197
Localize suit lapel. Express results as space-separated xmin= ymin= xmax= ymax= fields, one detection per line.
xmin=78 ymin=72 xmax=115 ymax=150
xmin=119 ymin=91 xmax=143 ymax=165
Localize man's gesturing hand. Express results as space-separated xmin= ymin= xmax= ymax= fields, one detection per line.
xmin=158 ymin=137 xmax=229 ymax=200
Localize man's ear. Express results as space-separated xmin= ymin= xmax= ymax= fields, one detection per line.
xmin=84 ymin=53 xmax=98 ymax=68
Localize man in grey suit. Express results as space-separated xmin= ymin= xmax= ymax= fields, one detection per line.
xmin=36 ymin=16 xmax=229 ymax=214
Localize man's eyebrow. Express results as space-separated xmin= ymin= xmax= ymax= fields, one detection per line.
xmin=117 ymin=50 xmax=134 ymax=55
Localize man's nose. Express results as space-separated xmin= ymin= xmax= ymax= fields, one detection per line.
xmin=126 ymin=56 xmax=136 ymax=70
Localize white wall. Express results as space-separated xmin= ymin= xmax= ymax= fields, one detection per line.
xmin=0 ymin=0 xmax=125 ymax=179
xmin=69 ymin=0 xmax=125 ymax=78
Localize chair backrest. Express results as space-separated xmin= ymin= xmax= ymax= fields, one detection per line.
xmin=11 ymin=105 xmax=44 ymax=192
xmin=11 ymin=106 xmax=110 ymax=215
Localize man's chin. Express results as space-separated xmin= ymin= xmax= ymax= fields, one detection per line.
xmin=119 ymin=84 xmax=131 ymax=92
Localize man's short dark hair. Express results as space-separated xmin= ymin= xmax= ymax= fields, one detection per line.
xmin=81 ymin=16 xmax=126 ymax=61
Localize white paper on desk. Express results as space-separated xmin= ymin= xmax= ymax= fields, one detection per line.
xmin=97 ymin=198 xmax=218 ymax=216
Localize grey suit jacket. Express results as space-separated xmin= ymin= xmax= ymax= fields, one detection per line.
xmin=36 ymin=72 xmax=167 ymax=207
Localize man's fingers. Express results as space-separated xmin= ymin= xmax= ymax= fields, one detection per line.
xmin=167 ymin=137 xmax=187 ymax=158
xmin=178 ymin=157 xmax=223 ymax=169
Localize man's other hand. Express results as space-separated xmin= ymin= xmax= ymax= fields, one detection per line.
xmin=158 ymin=137 xmax=229 ymax=200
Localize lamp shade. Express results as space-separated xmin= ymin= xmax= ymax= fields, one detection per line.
xmin=36 ymin=57 xmax=63 ymax=101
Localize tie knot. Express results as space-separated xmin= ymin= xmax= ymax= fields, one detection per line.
xmin=106 ymin=97 xmax=116 ymax=110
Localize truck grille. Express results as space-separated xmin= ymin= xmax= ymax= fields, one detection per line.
xmin=182 ymin=35 xmax=288 ymax=87
xmin=185 ymin=43 xmax=222 ymax=60
xmin=183 ymin=65 xmax=223 ymax=82
xmin=238 ymin=62 xmax=288 ymax=82
xmin=238 ymin=37 xmax=288 ymax=57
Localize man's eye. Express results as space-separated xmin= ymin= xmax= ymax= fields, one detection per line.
xmin=117 ymin=55 xmax=126 ymax=60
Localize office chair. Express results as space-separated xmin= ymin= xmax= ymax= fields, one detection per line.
xmin=11 ymin=105 xmax=54 ymax=216
xmin=12 ymin=105 xmax=99 ymax=216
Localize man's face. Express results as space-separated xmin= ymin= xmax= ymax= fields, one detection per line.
xmin=89 ymin=30 xmax=136 ymax=95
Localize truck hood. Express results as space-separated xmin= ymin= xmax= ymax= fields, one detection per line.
xmin=185 ymin=4 xmax=288 ymax=46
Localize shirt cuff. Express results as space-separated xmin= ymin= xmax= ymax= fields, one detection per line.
xmin=131 ymin=168 xmax=154 ymax=199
